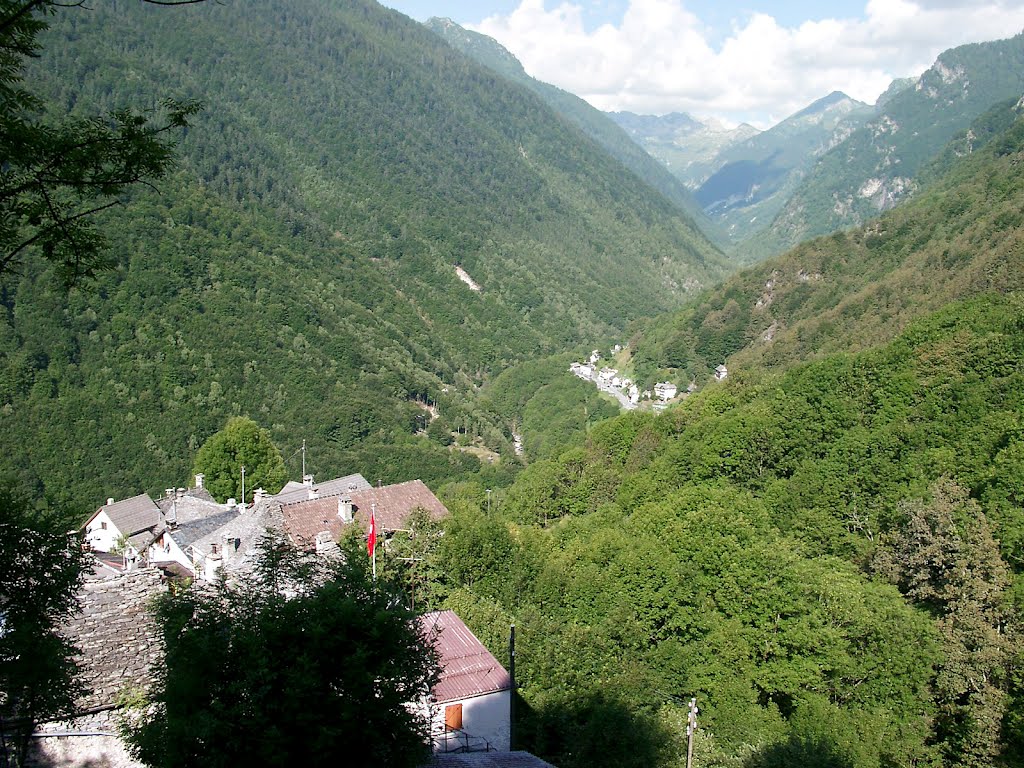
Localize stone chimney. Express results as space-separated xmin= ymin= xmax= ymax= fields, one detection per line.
xmin=195 ymin=473 xmax=205 ymax=489
xmin=303 ymin=474 xmax=314 ymax=487
xmin=315 ymin=531 xmax=337 ymax=555
xmin=204 ymin=544 xmax=223 ymax=582
xmin=176 ymin=487 xmax=186 ymax=500
xmin=253 ymin=488 xmax=267 ymax=504
xmin=227 ymin=497 xmax=237 ymax=510
xmin=107 ymin=497 xmax=115 ymax=507
xmin=338 ymin=495 xmax=353 ymax=524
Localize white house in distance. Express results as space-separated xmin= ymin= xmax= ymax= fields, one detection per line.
xmin=715 ymin=364 xmax=729 ymax=381
xmin=654 ymin=381 xmax=678 ymax=401
xmin=420 ymin=610 xmax=512 ymax=754
xmin=82 ymin=493 xmax=162 ymax=565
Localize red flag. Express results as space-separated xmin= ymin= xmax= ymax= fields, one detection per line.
xmin=367 ymin=507 xmax=377 ymax=559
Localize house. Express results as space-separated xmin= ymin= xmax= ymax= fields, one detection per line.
xmin=420 ymin=610 xmax=512 ymax=754
xmin=281 ymin=478 xmax=449 ymax=551
xmin=82 ymin=494 xmax=162 ymax=566
xmin=149 ymin=486 xmax=241 ymax=580
xmin=273 ymin=472 xmax=371 ymax=504
xmin=654 ymin=381 xmax=678 ymax=401
xmin=715 ymin=364 xmax=729 ymax=381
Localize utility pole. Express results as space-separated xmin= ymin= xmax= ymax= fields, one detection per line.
xmin=240 ymin=465 xmax=246 ymax=507
xmin=686 ymin=697 xmax=698 ymax=768
xmin=509 ymin=624 xmax=516 ymax=751
xmin=301 ymin=439 xmax=306 ymax=477
xmin=486 ymin=488 xmax=492 ymax=514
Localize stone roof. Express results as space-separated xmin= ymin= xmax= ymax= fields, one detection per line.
xmin=427 ymin=754 xmax=556 ymax=768
xmin=273 ymin=473 xmax=371 ymax=505
xmin=189 ymin=499 xmax=286 ymax=577
xmin=86 ymin=494 xmax=161 ymax=540
xmin=63 ymin=568 xmax=166 ymax=710
xmin=168 ymin=508 xmax=240 ymax=550
xmin=280 ymin=479 xmax=448 ymax=548
xmin=419 ymin=610 xmax=511 ymax=704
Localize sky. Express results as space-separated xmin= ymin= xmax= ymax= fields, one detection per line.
xmin=379 ymin=0 xmax=1024 ymax=128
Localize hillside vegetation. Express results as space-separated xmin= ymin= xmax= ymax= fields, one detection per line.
xmin=757 ymin=32 xmax=1024 ymax=255
xmin=425 ymin=17 xmax=723 ymax=244
xmin=429 ymin=293 xmax=1024 ymax=768
xmin=0 ymin=0 xmax=728 ymax=508
xmin=630 ymin=107 xmax=1024 ymax=386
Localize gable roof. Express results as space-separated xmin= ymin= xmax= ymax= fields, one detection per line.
xmin=85 ymin=494 xmax=163 ymax=553
xmin=418 ymin=610 xmax=511 ymax=704
xmin=168 ymin=508 xmax=241 ymax=550
xmin=280 ymin=479 xmax=447 ymax=548
xmin=273 ymin=472 xmax=372 ymax=505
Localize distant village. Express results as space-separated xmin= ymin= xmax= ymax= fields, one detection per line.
xmin=569 ymin=345 xmax=727 ymax=411
xmin=30 ymin=471 xmax=551 ymax=767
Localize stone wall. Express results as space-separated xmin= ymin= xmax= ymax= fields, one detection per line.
xmin=28 ymin=567 xmax=166 ymax=768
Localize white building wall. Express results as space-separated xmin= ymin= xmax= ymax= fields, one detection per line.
xmin=431 ymin=690 xmax=511 ymax=752
xmin=147 ymin=533 xmax=192 ymax=574
xmin=83 ymin=511 xmax=121 ymax=553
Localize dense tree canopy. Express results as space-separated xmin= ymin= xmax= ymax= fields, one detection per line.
xmin=0 ymin=0 xmax=203 ymax=285
xmin=192 ymin=416 xmax=287 ymax=502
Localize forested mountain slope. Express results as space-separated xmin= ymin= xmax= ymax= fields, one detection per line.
xmin=694 ymin=91 xmax=872 ymax=247
xmin=435 ymin=293 xmax=1024 ymax=768
xmin=0 ymin=0 xmax=729 ymax=508
xmin=757 ymin=32 xmax=1024 ymax=255
xmin=630 ymin=105 xmax=1024 ymax=386
xmin=423 ymin=16 xmax=724 ymax=245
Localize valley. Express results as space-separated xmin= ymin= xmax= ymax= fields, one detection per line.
xmin=2 ymin=2 xmax=1024 ymax=768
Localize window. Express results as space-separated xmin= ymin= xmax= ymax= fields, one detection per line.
xmin=100 ymin=521 xmax=107 ymax=530
xmin=444 ymin=703 xmax=463 ymax=732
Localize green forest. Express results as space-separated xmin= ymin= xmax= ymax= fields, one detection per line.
xmin=0 ymin=0 xmax=727 ymax=511
xmin=3 ymin=1 xmax=1024 ymax=767
xmin=414 ymin=293 xmax=1024 ymax=768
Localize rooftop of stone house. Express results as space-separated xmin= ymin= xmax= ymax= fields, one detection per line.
xmin=273 ymin=472 xmax=372 ymax=505
xmin=280 ymin=479 xmax=448 ymax=548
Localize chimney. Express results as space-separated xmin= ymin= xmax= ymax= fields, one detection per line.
xmin=338 ymin=495 xmax=353 ymax=524
xmin=253 ymin=488 xmax=267 ymax=504
xmin=315 ymin=531 xmax=336 ymax=555
xmin=176 ymin=487 xmax=186 ymax=500
xmin=227 ymin=497 xmax=237 ymax=510
xmin=107 ymin=497 xmax=115 ymax=507
xmin=166 ymin=499 xmax=178 ymax=528
xmin=303 ymin=474 xmax=314 ymax=487
xmin=195 ymin=473 xmax=205 ymax=489
xmin=165 ymin=488 xmax=174 ymax=501
xmin=204 ymin=544 xmax=223 ymax=582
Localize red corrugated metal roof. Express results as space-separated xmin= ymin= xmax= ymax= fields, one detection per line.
xmin=428 ymin=753 xmax=557 ymax=767
xmin=419 ymin=610 xmax=511 ymax=703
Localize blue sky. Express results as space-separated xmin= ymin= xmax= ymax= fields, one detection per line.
xmin=379 ymin=1 xmax=1024 ymax=127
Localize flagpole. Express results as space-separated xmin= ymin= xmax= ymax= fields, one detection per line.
xmin=370 ymin=502 xmax=377 ymax=582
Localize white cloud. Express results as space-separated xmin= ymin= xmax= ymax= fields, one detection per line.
xmin=471 ymin=0 xmax=1024 ymax=127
